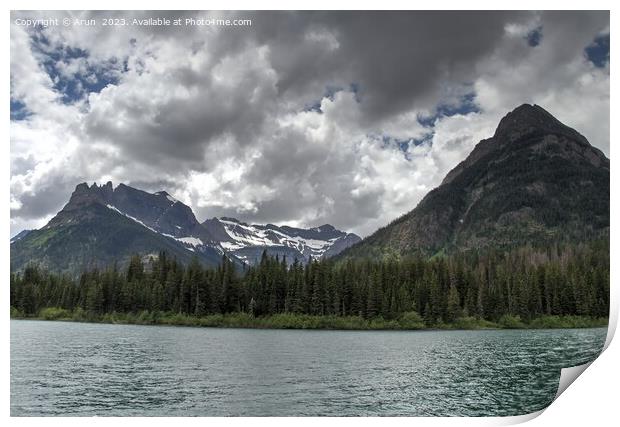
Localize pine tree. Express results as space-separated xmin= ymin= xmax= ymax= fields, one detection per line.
xmin=446 ymin=284 xmax=461 ymax=322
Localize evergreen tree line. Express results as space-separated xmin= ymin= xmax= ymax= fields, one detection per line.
xmin=10 ymin=241 xmax=609 ymax=323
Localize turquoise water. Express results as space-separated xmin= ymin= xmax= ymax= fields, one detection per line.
xmin=10 ymin=320 xmax=606 ymax=416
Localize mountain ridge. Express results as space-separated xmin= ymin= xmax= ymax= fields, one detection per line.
xmin=11 ymin=182 xmax=360 ymax=274
xmin=203 ymin=217 xmax=361 ymax=264
xmin=337 ymin=103 xmax=610 ymax=259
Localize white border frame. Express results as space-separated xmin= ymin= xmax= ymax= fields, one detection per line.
xmin=2 ymin=2 xmax=616 ymax=426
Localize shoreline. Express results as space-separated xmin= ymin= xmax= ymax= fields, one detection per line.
xmin=10 ymin=309 xmax=609 ymax=331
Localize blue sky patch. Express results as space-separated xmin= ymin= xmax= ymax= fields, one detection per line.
xmin=377 ymin=133 xmax=433 ymax=161
xmin=418 ymin=92 xmax=480 ymax=128
xmin=304 ymin=83 xmax=361 ymax=113
xmin=28 ymin=30 xmax=121 ymax=105
xmin=585 ymin=34 xmax=610 ymax=68
xmin=10 ymin=99 xmax=31 ymax=121
xmin=526 ymin=27 xmax=543 ymax=47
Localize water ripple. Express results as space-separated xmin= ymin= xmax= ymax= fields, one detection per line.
xmin=11 ymin=321 xmax=606 ymax=416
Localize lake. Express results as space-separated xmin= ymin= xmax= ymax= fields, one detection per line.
xmin=10 ymin=320 xmax=606 ymax=416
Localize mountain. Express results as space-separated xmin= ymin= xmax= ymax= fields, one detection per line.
xmin=11 ymin=182 xmax=360 ymax=274
xmin=339 ymin=104 xmax=610 ymax=259
xmin=202 ymin=217 xmax=361 ymax=265
xmin=10 ymin=229 xmax=32 ymax=244
xmin=10 ymin=182 xmax=226 ymax=274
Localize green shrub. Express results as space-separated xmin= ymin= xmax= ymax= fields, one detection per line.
xmin=137 ymin=310 xmax=157 ymax=324
xmin=10 ymin=306 xmax=24 ymax=318
xmin=39 ymin=307 xmax=71 ymax=320
xmin=23 ymin=307 xmax=608 ymax=332
xmin=498 ymin=315 xmax=527 ymax=329
xmin=451 ymin=316 xmax=498 ymax=329
xmin=71 ymin=307 xmax=88 ymax=322
xmin=369 ymin=316 xmax=400 ymax=329
xmin=398 ymin=311 xmax=425 ymax=329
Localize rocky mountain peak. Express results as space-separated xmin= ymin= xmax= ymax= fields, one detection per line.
xmin=50 ymin=182 xmax=203 ymax=238
xmin=154 ymin=190 xmax=171 ymax=198
xmin=221 ymin=217 xmax=243 ymax=224
xmin=493 ymin=103 xmax=586 ymax=145
xmin=442 ymin=103 xmax=599 ymax=187
xmin=338 ymin=104 xmax=609 ymax=259
xmin=64 ymin=182 xmax=110 ymax=211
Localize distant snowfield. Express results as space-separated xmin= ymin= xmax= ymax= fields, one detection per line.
xmin=218 ymin=218 xmax=345 ymax=259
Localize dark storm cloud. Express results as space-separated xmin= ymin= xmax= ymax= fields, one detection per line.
xmin=84 ymin=11 xmax=539 ymax=170
xmin=10 ymin=174 xmax=76 ymax=220
xmin=79 ymin=10 xmax=608 ymax=170
xmin=538 ymin=11 xmax=609 ymax=61
xmin=247 ymin=11 xmax=531 ymax=118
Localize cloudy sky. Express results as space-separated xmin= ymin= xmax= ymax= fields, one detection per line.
xmin=10 ymin=11 xmax=609 ymax=237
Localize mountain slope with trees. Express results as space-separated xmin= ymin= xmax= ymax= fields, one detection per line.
xmin=10 ymin=182 xmax=226 ymax=274
xmin=339 ymin=104 xmax=609 ymax=260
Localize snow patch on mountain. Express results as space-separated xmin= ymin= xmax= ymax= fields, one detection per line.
xmin=10 ymin=229 xmax=32 ymax=244
xmin=107 ymin=204 xmax=205 ymax=251
xmin=154 ymin=191 xmax=178 ymax=204
xmin=162 ymin=234 xmax=204 ymax=247
xmin=107 ymin=204 xmax=158 ymax=233
xmin=214 ymin=217 xmax=361 ymax=262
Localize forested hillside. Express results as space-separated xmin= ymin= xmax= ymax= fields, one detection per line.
xmin=11 ymin=240 xmax=609 ymax=329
